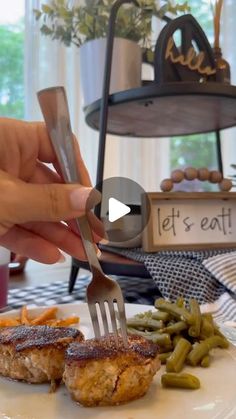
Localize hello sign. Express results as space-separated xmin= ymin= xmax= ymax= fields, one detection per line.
xmin=154 ymin=14 xmax=217 ymax=83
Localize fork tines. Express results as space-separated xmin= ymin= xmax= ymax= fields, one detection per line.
xmin=87 ymin=293 xmax=128 ymax=347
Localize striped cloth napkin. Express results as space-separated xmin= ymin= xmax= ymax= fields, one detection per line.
xmin=202 ymin=252 xmax=236 ymax=324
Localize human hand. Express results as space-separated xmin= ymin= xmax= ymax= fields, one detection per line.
xmin=0 ymin=117 xmax=103 ymax=263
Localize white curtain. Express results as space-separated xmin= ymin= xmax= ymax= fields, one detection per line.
xmin=221 ymin=0 xmax=236 ymax=179
xmin=24 ymin=0 xmax=170 ymax=190
xmin=25 ymin=0 xmax=99 ymax=181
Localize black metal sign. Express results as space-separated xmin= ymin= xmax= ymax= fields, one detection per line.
xmin=154 ymin=14 xmax=217 ymax=83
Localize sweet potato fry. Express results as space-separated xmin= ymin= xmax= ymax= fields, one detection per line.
xmin=20 ymin=306 xmax=30 ymax=325
xmin=0 ymin=305 xmax=79 ymax=328
xmin=31 ymin=307 xmax=58 ymax=325
xmin=0 ymin=318 xmax=20 ymax=327
xmin=45 ymin=316 xmax=79 ymax=327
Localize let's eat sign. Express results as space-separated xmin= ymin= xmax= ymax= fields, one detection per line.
xmin=142 ymin=192 xmax=236 ymax=251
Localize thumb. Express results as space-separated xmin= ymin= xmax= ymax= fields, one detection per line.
xmin=0 ymin=171 xmax=100 ymax=229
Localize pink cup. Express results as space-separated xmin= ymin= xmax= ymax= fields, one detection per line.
xmin=0 ymin=247 xmax=10 ymax=309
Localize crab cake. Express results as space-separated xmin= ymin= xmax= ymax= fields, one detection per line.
xmin=63 ymin=334 xmax=160 ymax=406
xmin=0 ymin=325 xmax=84 ymax=383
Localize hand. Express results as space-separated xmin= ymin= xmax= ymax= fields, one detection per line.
xmin=0 ymin=117 xmax=103 ymax=263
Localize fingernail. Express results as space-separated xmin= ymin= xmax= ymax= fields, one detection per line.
xmin=87 ymin=188 xmax=102 ymax=209
xmin=96 ymin=247 xmax=102 ymax=258
xmin=57 ymin=253 xmax=66 ymax=263
xmin=70 ymin=187 xmax=101 ymax=211
xmin=99 ymin=238 xmax=109 ymax=245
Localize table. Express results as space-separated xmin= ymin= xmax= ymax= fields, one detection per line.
xmin=9 ymin=254 xmax=76 ymax=290
xmin=7 ymin=254 xmax=159 ymax=309
xmin=9 ymin=250 xmax=148 ymax=289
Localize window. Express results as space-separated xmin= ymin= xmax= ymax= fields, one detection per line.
xmin=170 ymin=0 xmax=220 ymax=191
xmin=0 ymin=0 xmax=25 ymax=119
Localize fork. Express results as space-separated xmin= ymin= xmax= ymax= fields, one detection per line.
xmin=37 ymin=86 xmax=128 ymax=346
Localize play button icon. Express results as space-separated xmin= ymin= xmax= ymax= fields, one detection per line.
xmin=108 ymin=198 xmax=131 ymax=222
xmin=86 ymin=176 xmax=151 ymax=245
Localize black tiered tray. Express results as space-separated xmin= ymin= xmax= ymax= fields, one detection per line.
xmin=85 ymin=82 xmax=236 ymax=138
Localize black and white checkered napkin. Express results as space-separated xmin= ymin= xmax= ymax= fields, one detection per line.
xmin=8 ymin=274 xmax=161 ymax=310
xmin=101 ymin=246 xmax=236 ymax=322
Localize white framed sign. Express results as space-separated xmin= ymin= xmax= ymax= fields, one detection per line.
xmin=142 ymin=192 xmax=236 ymax=251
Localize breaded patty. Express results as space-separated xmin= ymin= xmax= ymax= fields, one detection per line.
xmin=0 ymin=325 xmax=84 ymax=383
xmin=63 ymin=334 xmax=160 ymax=406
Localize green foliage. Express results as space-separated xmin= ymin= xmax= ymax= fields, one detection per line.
xmin=33 ymin=0 xmax=190 ymax=48
xmin=171 ymin=132 xmax=218 ymax=170
xmin=170 ymin=131 xmax=219 ymax=191
xmin=0 ymin=23 xmax=24 ymax=118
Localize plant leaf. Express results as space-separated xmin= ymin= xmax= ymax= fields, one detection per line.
xmin=41 ymin=4 xmax=53 ymax=14
xmin=33 ymin=9 xmax=42 ymax=20
xmin=34 ymin=0 xmax=191 ymax=48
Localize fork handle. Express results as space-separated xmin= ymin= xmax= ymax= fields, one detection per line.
xmin=75 ymin=216 xmax=102 ymax=273
xmin=37 ymin=86 xmax=102 ymax=274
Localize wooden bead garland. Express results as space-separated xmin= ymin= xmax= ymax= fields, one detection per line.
xmin=160 ymin=168 xmax=232 ymax=192
xmin=171 ymin=169 xmax=184 ymax=183
xmin=219 ymin=178 xmax=233 ymax=191
xmin=197 ymin=167 xmax=210 ymax=181
xmin=209 ymin=170 xmax=223 ymax=183
xmin=184 ymin=167 xmax=198 ymax=180
xmin=160 ymin=178 xmax=173 ymax=192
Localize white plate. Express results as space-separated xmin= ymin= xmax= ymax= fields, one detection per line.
xmin=0 ymin=303 xmax=236 ymax=419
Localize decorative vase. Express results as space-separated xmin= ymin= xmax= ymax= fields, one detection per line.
xmin=80 ymin=37 xmax=142 ymax=108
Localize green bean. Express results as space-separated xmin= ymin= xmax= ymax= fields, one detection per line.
xmin=166 ymin=338 xmax=192 ymax=373
xmin=187 ymin=342 xmax=208 ymax=366
xmin=176 ymin=296 xmax=185 ymax=307
xmin=134 ymin=310 xmax=153 ymax=319
xmin=202 ymin=313 xmax=214 ymax=323
xmin=187 ymin=335 xmax=229 ymax=366
xmin=127 ymin=327 xmax=172 ymax=347
xmin=172 ymin=334 xmax=182 ymax=347
xmin=206 ymin=335 xmax=229 ymax=349
xmin=158 ymin=352 xmax=172 ymax=364
xmin=188 ymin=299 xmax=201 ymax=337
xmin=151 ymin=310 xmax=170 ymax=322
xmin=161 ymin=373 xmax=200 ymax=390
xmin=161 ymin=320 xmax=187 ymax=335
xmin=127 ymin=327 xmax=150 ymax=337
xmin=199 ymin=317 xmax=214 ymax=339
xmin=135 ymin=310 xmax=170 ymax=322
xmin=155 ymin=298 xmax=193 ymax=324
xmin=148 ymin=332 xmax=172 ymax=347
xmin=127 ymin=317 xmax=163 ymax=330
xmin=159 ymin=345 xmax=173 ymax=353
xmin=130 ymin=297 xmax=230 ymax=391
xmin=213 ymin=323 xmax=229 ymax=341
xmin=201 ymin=355 xmax=210 ymax=368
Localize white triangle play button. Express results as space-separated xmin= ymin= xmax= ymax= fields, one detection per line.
xmin=108 ymin=198 xmax=131 ymax=222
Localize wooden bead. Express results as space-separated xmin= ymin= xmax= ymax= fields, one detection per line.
xmin=209 ymin=170 xmax=223 ymax=183
xmin=171 ymin=169 xmax=184 ymax=183
xmin=219 ymin=178 xmax=233 ymax=191
xmin=184 ymin=167 xmax=198 ymax=181
xmin=197 ymin=167 xmax=210 ymax=181
xmin=160 ymin=178 xmax=173 ymax=192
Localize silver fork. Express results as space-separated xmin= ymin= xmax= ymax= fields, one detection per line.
xmin=37 ymin=86 xmax=128 ymax=346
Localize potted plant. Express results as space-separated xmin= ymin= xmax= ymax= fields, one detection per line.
xmin=34 ymin=0 xmax=190 ymax=106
